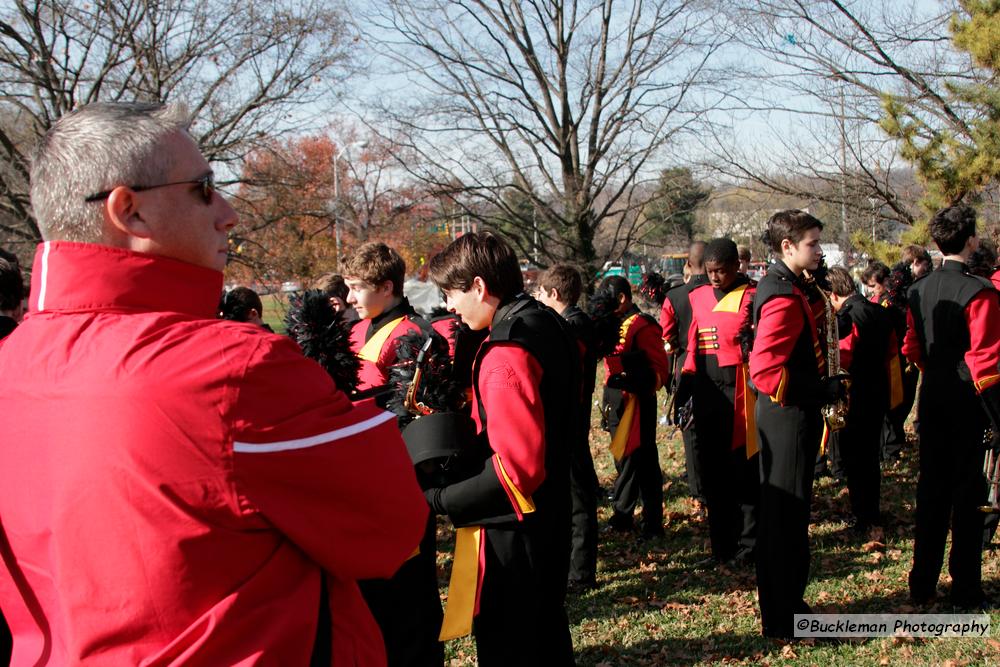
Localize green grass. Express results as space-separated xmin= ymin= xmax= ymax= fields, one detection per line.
xmin=436 ymin=390 xmax=1000 ymax=666
xmin=260 ymin=293 xmax=288 ymax=334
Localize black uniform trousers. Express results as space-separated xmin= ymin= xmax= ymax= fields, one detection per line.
xmin=909 ymin=373 xmax=989 ymax=605
xmin=606 ymin=387 xmax=664 ymax=532
xmin=693 ymin=363 xmax=744 ymax=560
xmin=682 ymin=428 xmax=705 ymax=502
xmin=841 ymin=400 xmax=886 ymax=527
xmin=568 ymin=394 xmax=599 ymax=584
xmin=474 ymin=519 xmax=575 ymax=666
xmin=755 ymin=396 xmax=822 ymax=638
xmin=883 ymin=360 xmax=918 ymax=459
xmin=359 ymin=513 xmax=444 ymax=667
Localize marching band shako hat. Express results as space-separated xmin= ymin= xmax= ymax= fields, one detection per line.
xmin=401 ymin=410 xmax=476 ymax=465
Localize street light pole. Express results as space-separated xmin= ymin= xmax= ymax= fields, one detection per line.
xmin=331 ymin=140 xmax=367 ymax=268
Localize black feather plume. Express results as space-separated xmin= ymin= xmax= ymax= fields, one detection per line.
xmin=639 ymin=272 xmax=668 ymax=307
xmin=285 ymin=290 xmax=360 ymax=395
xmin=386 ymin=329 xmax=467 ymax=427
xmin=587 ymin=287 xmax=621 ymax=359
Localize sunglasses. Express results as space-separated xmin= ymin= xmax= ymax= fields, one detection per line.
xmin=85 ymin=172 xmax=215 ymax=205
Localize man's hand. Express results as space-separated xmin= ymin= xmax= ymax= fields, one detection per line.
xmin=424 ymin=487 xmax=447 ymax=515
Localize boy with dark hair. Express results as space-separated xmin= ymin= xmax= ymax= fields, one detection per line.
xmin=827 ymin=266 xmax=898 ymax=536
xmin=343 ymin=242 xmax=427 ymax=396
xmin=219 ymin=286 xmax=272 ymax=331
xmin=343 ymin=241 xmax=443 ymax=666
xmin=681 ymin=238 xmax=757 ymax=566
xmin=601 ymin=275 xmax=671 ymax=538
xmin=425 ymin=232 xmax=578 ymax=665
xmin=749 ymin=210 xmax=848 ymax=638
xmin=661 ymin=240 xmax=710 ymax=510
xmin=902 ymin=244 xmax=933 ymax=279
xmin=537 ymin=263 xmax=600 ymax=590
xmin=862 ymin=261 xmax=891 ymax=305
xmin=904 ymin=205 xmax=1000 ymax=609
xmin=0 ymin=258 xmax=24 ymax=339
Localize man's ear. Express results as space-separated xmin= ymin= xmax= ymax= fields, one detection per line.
xmin=105 ymin=187 xmax=153 ymax=239
xmin=472 ymin=276 xmax=490 ymax=302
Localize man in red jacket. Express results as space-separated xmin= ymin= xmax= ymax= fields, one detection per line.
xmin=0 ymin=102 xmax=427 ymax=666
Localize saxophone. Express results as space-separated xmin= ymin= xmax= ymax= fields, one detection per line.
xmin=805 ymin=272 xmax=849 ymax=430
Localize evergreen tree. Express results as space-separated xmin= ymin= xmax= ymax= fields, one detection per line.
xmin=882 ymin=1 xmax=1000 ymax=212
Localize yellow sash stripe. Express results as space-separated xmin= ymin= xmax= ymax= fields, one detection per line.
xmin=819 ymin=419 xmax=830 ymax=456
xmin=358 ymin=316 xmax=406 ymax=362
xmin=609 ymin=393 xmax=637 ymax=462
xmin=888 ymin=356 xmax=904 ymax=409
xmin=495 ymin=456 xmax=536 ymax=514
xmin=439 ymin=526 xmax=482 ymax=640
xmin=769 ymin=367 xmax=787 ymax=405
xmin=713 ymin=284 xmax=748 ymax=313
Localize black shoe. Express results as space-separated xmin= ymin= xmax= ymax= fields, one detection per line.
xmin=732 ymin=546 xmax=755 ymax=566
xmin=609 ymin=512 xmax=634 ymax=533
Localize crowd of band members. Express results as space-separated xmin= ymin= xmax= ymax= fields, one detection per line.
xmin=4 ymin=136 xmax=999 ymax=664
xmin=269 ymin=205 xmax=999 ymax=661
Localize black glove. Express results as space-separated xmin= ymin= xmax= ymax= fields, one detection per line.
xmin=817 ymin=374 xmax=849 ymax=404
xmin=980 ymin=383 xmax=1000 ymax=451
xmin=606 ymin=372 xmax=638 ymax=393
xmin=424 ymin=487 xmax=447 ymax=515
xmin=614 ymin=350 xmax=657 ymax=393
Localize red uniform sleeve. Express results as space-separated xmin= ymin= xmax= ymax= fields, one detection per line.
xmin=682 ymin=306 xmax=699 ymax=375
xmin=901 ymin=306 xmax=923 ymax=370
xmin=749 ymin=295 xmax=804 ymax=404
xmin=477 ymin=343 xmax=547 ymax=503
xmin=964 ymin=290 xmax=1000 ymax=392
xmin=660 ymin=298 xmax=677 ymax=345
xmin=230 ymin=335 xmax=427 ymax=581
xmin=633 ymin=320 xmax=671 ymax=389
xmin=838 ymin=322 xmax=858 ymax=371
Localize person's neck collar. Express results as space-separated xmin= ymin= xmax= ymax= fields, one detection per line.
xmin=943 ymin=253 xmax=968 ymax=265
xmin=28 ymin=241 xmax=222 ymax=318
xmin=779 ymin=258 xmax=804 ymax=277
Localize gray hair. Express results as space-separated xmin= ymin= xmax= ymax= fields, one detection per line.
xmin=30 ymin=102 xmax=192 ymax=242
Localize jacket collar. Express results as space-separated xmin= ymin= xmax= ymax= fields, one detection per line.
xmin=29 ymin=241 xmax=223 ymax=318
xmin=941 ymin=259 xmax=969 ymax=273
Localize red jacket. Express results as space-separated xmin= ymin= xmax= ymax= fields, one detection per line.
xmin=349 ymin=309 xmax=424 ymax=392
xmin=683 ymin=281 xmax=755 ymax=372
xmin=0 ymin=242 xmax=427 ymax=666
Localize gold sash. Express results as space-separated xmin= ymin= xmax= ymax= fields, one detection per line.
xmin=357 ymin=316 xmax=406 ymax=362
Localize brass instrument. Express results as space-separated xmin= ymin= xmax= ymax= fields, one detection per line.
xmin=805 ymin=271 xmax=849 ymax=430
xmin=979 ymin=429 xmax=1000 ymax=514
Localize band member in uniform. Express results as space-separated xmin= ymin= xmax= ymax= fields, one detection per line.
xmin=681 ymin=239 xmax=758 ymax=565
xmin=537 ymin=264 xmax=600 ymax=590
xmin=862 ymin=261 xmax=890 ymax=305
xmin=424 ymin=232 xmax=578 ymax=665
xmin=904 ymin=205 xmax=1000 ymax=609
xmin=749 ymin=210 xmax=848 ymax=638
xmin=343 ymin=242 xmax=444 ymax=666
xmin=827 ymin=266 xmax=898 ymax=536
xmin=661 ymin=241 xmax=709 ymax=507
xmin=601 ymin=276 xmax=671 ymax=538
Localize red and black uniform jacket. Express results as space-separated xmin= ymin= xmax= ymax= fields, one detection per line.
xmin=605 ymin=305 xmax=670 ymax=459
xmin=749 ymin=261 xmax=826 ymax=408
xmin=682 ymin=276 xmax=757 ymax=451
xmin=836 ymin=293 xmax=901 ymax=412
xmin=349 ymin=299 xmax=426 ymax=397
xmin=429 ymin=296 xmax=578 ymax=638
xmin=0 ymin=242 xmax=427 ymax=667
xmin=903 ymin=259 xmax=1000 ymax=400
xmin=660 ymin=274 xmax=710 ymax=380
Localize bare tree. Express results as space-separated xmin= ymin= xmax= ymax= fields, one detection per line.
xmin=0 ymin=0 xmax=352 ymax=261
xmin=701 ymin=0 xmax=976 ymax=240
xmin=360 ymin=0 xmax=730 ymax=274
